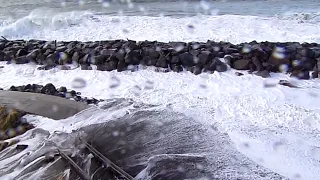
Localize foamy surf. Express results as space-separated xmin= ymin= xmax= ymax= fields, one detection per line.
xmin=0 ymin=9 xmax=320 ymax=44
xmin=1 ymin=62 xmax=320 ymax=179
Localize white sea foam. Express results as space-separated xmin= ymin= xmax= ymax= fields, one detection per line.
xmin=1 ymin=62 xmax=320 ymax=179
xmin=0 ymin=9 xmax=319 ymax=44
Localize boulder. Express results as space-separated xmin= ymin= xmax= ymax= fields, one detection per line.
xmin=233 ymin=59 xmax=250 ymax=70
xmin=41 ymin=83 xmax=57 ymax=95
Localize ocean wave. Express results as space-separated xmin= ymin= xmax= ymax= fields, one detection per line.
xmin=0 ymin=9 xmax=320 ymax=43
xmin=276 ymin=12 xmax=320 ymax=24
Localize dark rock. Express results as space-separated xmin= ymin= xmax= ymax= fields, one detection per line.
xmin=155 ymin=54 xmax=168 ymax=68
xmin=233 ymin=59 xmax=250 ymax=70
xmin=79 ymin=54 xmax=89 ymax=64
xmin=97 ymin=61 xmax=117 ymax=71
xmin=16 ymin=49 xmax=28 ymax=57
xmin=254 ymin=70 xmax=271 ymax=78
xmin=191 ymin=65 xmax=202 ymax=75
xmin=312 ymin=71 xmax=319 ymax=78
xmin=0 ymin=51 xmax=4 ymax=61
xmin=290 ymin=70 xmax=310 ymax=80
xmin=72 ymin=51 xmax=80 ymax=63
xmin=56 ymin=46 xmax=67 ymax=52
xmin=26 ymin=49 xmax=40 ymax=62
xmin=179 ymin=52 xmax=195 ymax=67
xmin=235 ymin=72 xmax=244 ymax=76
xmin=117 ymin=59 xmax=127 ymax=72
xmin=299 ymin=48 xmax=315 ymax=58
xmin=252 ymin=57 xmax=263 ymax=71
xmin=9 ymin=86 xmax=18 ymax=91
xmin=197 ymin=51 xmax=212 ymax=65
xmin=41 ymin=83 xmax=57 ymax=95
xmin=60 ymin=65 xmax=71 ymax=70
xmin=93 ymin=55 xmax=107 ymax=65
xmin=14 ymin=56 xmax=28 ymax=64
xmin=58 ymin=86 xmax=67 ymax=93
xmin=81 ymin=64 xmax=92 ymax=70
xmin=124 ymin=50 xmax=141 ymax=65
xmin=170 ymin=55 xmax=180 ymax=64
xmin=171 ymin=64 xmax=183 ymax=72
xmin=46 ymin=52 xmax=59 ymax=65
xmin=279 ymin=80 xmax=298 ymax=88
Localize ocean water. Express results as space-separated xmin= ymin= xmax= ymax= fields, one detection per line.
xmin=0 ymin=0 xmax=319 ymax=43
xmin=1 ymin=0 xmax=320 ymax=180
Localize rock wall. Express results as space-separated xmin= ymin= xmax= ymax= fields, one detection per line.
xmin=1 ymin=39 xmax=320 ymax=79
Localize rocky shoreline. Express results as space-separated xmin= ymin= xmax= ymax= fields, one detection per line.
xmin=1 ymin=39 xmax=320 ymax=79
xmin=2 ymin=83 xmax=101 ymax=105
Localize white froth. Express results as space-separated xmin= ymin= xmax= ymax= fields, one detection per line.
xmin=0 ymin=10 xmax=320 ymax=44
xmin=1 ymin=62 xmax=320 ymax=179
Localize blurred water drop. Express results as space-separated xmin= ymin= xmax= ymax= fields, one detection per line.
xmin=193 ymin=56 xmax=199 ymax=64
xmin=131 ymin=85 xmax=142 ymax=96
xmin=16 ymin=125 xmax=25 ymax=133
xmin=109 ymin=76 xmax=120 ymax=89
xmin=138 ymin=6 xmax=145 ymax=12
xmin=128 ymin=2 xmax=134 ymax=8
xmin=279 ymin=64 xmax=289 ymax=73
xmin=71 ymin=78 xmax=87 ymax=89
xmin=187 ymin=24 xmax=195 ymax=33
xmin=61 ymin=1 xmax=66 ymax=7
xmin=273 ymin=141 xmax=287 ymax=153
xmin=242 ymin=45 xmax=251 ymax=53
xmin=310 ymin=147 xmax=320 ymax=160
xmin=177 ymin=166 xmax=185 ymax=172
xmin=200 ymin=0 xmax=211 ymax=10
xmin=241 ymin=142 xmax=250 ymax=148
xmin=213 ymin=46 xmax=220 ymax=52
xmin=174 ymin=44 xmax=185 ymax=52
xmin=199 ymin=84 xmax=207 ymax=89
xmin=7 ymin=129 xmax=16 ymax=138
xmin=52 ymin=105 xmax=59 ymax=112
xmin=303 ymin=116 xmax=317 ymax=127
xmin=210 ymin=9 xmax=219 ymax=16
xmin=292 ymin=60 xmax=300 ymax=66
xmin=122 ymin=28 xmax=129 ymax=34
xmin=121 ymin=149 xmax=126 ymax=154
xmin=112 ymin=131 xmax=119 ymax=136
xmin=193 ymin=135 xmax=200 ymax=140
xmin=293 ymin=173 xmax=301 ymax=180
xmin=102 ymin=1 xmax=110 ymax=7
xmin=263 ymin=79 xmax=278 ymax=88
xmin=78 ymin=0 xmax=85 ymax=6
xmin=196 ymin=163 xmax=204 ymax=170
xmin=156 ymin=46 xmax=161 ymax=52
xmin=144 ymin=80 xmax=154 ymax=90
xmin=192 ymin=43 xmax=201 ymax=50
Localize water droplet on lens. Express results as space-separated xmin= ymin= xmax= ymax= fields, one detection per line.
xmin=292 ymin=60 xmax=300 ymax=66
xmin=71 ymin=78 xmax=87 ymax=89
xmin=187 ymin=24 xmax=195 ymax=33
xmin=273 ymin=141 xmax=287 ymax=153
xmin=174 ymin=44 xmax=185 ymax=52
xmin=112 ymin=131 xmax=119 ymax=136
xmin=52 ymin=105 xmax=59 ymax=112
xmin=279 ymin=64 xmax=289 ymax=73
xmin=196 ymin=163 xmax=204 ymax=170
xmin=109 ymin=76 xmax=120 ymax=89
xmin=303 ymin=116 xmax=317 ymax=127
xmin=263 ymin=79 xmax=278 ymax=88
xmin=78 ymin=0 xmax=85 ymax=6
xmin=311 ymin=148 xmax=320 ymax=160
xmin=177 ymin=166 xmax=185 ymax=172
xmin=131 ymin=85 xmax=141 ymax=96
xmin=122 ymin=28 xmax=129 ymax=34
xmin=144 ymin=80 xmax=154 ymax=90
